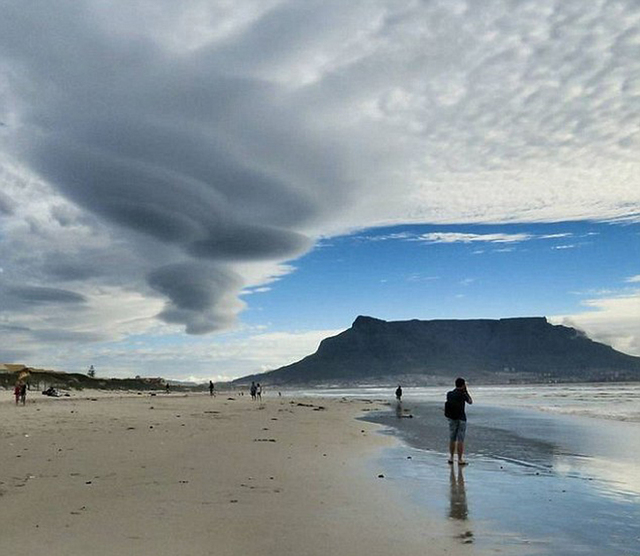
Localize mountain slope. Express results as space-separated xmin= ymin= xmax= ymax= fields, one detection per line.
xmin=236 ymin=316 xmax=640 ymax=385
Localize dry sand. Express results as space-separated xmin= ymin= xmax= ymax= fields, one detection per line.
xmin=1 ymin=391 xmax=483 ymax=555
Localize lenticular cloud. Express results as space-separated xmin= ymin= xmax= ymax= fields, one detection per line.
xmin=1 ymin=0 xmax=639 ymax=336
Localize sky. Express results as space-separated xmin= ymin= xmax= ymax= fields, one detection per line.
xmin=0 ymin=0 xmax=639 ymax=382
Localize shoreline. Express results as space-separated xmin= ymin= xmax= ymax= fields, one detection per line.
xmin=364 ymin=397 xmax=640 ymax=556
xmin=0 ymin=392 xmax=488 ymax=556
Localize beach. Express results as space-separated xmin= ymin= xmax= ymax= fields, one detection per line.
xmin=361 ymin=384 xmax=640 ymax=556
xmin=1 ymin=390 xmax=483 ymax=556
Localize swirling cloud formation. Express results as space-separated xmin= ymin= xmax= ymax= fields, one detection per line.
xmin=1 ymin=0 xmax=639 ymax=343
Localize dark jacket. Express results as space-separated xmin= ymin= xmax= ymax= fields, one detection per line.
xmin=445 ymin=389 xmax=472 ymax=421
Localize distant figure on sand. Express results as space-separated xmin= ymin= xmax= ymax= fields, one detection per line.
xmin=257 ymin=383 xmax=262 ymax=401
xmin=14 ymin=382 xmax=22 ymax=405
xmin=444 ymin=377 xmax=473 ymax=465
xmin=250 ymin=381 xmax=257 ymax=400
xmin=209 ymin=380 xmax=215 ymax=396
xmin=395 ymin=385 xmax=403 ymax=401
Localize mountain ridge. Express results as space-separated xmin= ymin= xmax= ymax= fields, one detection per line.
xmin=235 ymin=315 xmax=640 ymax=386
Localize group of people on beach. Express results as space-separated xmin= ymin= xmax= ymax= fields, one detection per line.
xmin=14 ymin=382 xmax=27 ymax=405
xmin=395 ymin=377 xmax=473 ymax=466
xmin=249 ymin=381 xmax=262 ymax=401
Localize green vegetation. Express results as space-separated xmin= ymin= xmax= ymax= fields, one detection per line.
xmin=0 ymin=364 xmax=170 ymax=392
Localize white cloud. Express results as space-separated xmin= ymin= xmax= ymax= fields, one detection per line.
xmin=358 ymin=232 xmax=414 ymax=242
xmin=626 ymin=275 xmax=640 ymax=283
xmin=242 ymin=287 xmax=272 ymax=295
xmin=550 ymin=290 xmax=640 ymax=357
xmin=406 ymin=273 xmax=440 ymax=283
xmin=9 ymin=326 xmax=344 ymax=382
xmin=540 ymin=233 xmax=573 ymax=239
xmin=361 ymin=231 xmax=578 ymax=245
xmin=415 ymin=232 xmax=532 ymax=244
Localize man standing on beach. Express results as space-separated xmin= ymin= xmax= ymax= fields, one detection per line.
xmin=445 ymin=377 xmax=473 ymax=465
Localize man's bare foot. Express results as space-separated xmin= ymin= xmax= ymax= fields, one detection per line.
xmin=458 ymin=460 xmax=468 ymax=466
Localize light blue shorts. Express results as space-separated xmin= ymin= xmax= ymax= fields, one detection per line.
xmin=448 ymin=418 xmax=467 ymax=442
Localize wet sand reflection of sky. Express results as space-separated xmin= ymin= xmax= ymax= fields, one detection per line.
xmin=363 ymin=402 xmax=640 ymax=556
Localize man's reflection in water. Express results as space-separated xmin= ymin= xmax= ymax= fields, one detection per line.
xmin=395 ymin=401 xmax=403 ymax=418
xmin=449 ymin=466 xmax=469 ymax=520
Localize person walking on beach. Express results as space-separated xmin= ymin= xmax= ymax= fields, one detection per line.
xmin=250 ymin=381 xmax=257 ymax=401
xmin=445 ymin=377 xmax=473 ymax=465
xmin=14 ymin=382 xmax=22 ymax=405
xmin=19 ymin=382 xmax=27 ymax=405
xmin=209 ymin=380 xmax=215 ymax=397
xmin=395 ymin=385 xmax=403 ymax=402
xmin=256 ymin=383 xmax=262 ymax=401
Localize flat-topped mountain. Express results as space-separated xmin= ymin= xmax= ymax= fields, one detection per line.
xmin=236 ymin=316 xmax=640 ymax=386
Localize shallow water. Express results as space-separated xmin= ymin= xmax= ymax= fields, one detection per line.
xmin=293 ymin=383 xmax=640 ymax=422
xmin=291 ymin=384 xmax=640 ymax=555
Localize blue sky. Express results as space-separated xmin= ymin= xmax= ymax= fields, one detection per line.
xmin=244 ymin=221 xmax=639 ymax=329
xmin=236 ymin=221 xmax=640 ymax=368
xmin=1 ymin=1 xmax=640 ymax=381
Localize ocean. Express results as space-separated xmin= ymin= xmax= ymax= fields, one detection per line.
xmin=293 ymin=383 xmax=640 ymax=555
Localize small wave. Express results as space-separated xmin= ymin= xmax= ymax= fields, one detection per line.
xmin=535 ymin=405 xmax=640 ymax=422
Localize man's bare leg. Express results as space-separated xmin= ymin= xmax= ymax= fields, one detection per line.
xmin=449 ymin=441 xmax=455 ymax=464
xmin=457 ymin=441 xmax=467 ymax=465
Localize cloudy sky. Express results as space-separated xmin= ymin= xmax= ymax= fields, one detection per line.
xmin=1 ymin=0 xmax=639 ymax=381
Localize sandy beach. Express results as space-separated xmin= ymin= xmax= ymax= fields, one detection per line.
xmin=1 ymin=391 xmax=482 ymax=556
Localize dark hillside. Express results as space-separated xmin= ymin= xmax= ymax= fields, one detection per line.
xmin=235 ymin=316 xmax=640 ymax=386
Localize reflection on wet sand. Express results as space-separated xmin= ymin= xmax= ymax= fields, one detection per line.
xmin=395 ymin=401 xmax=414 ymax=419
xmin=449 ymin=466 xmax=468 ymax=520
xmin=449 ymin=466 xmax=474 ymax=544
xmin=395 ymin=401 xmax=403 ymax=418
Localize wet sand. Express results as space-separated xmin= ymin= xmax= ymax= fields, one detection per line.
xmin=1 ymin=391 xmax=487 ymax=556
xmin=365 ymin=400 xmax=640 ymax=556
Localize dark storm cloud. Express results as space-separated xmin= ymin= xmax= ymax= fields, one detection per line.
xmin=31 ymin=329 xmax=105 ymax=343
xmin=0 ymin=2 xmax=328 ymax=332
xmin=188 ymin=226 xmax=311 ymax=260
xmin=148 ymin=263 xmax=243 ymax=334
xmin=0 ymin=323 xmax=31 ymax=333
xmin=0 ymin=191 xmax=16 ymax=215
xmin=43 ymin=261 xmax=104 ymax=282
xmin=8 ymin=286 xmax=87 ymax=305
